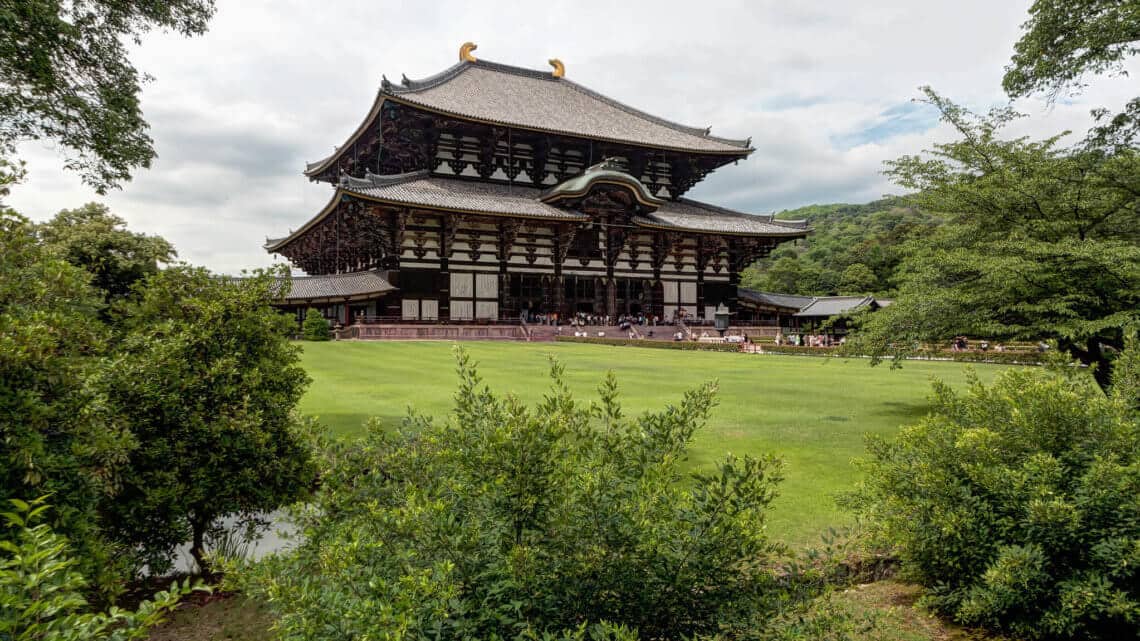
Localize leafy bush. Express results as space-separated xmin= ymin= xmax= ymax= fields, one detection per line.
xmin=0 ymin=210 xmax=132 ymax=596
xmin=233 ymin=348 xmax=787 ymax=641
xmin=848 ymin=345 xmax=1140 ymax=639
xmin=0 ymin=498 xmax=198 ymax=640
xmin=301 ymin=308 xmax=330 ymax=341
xmin=100 ymin=267 xmax=318 ymax=575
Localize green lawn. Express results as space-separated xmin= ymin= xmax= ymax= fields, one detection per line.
xmin=297 ymin=341 xmax=1010 ymax=546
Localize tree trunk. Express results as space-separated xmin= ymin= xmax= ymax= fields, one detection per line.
xmin=1061 ymin=334 xmax=1122 ymax=395
xmin=190 ymin=515 xmax=210 ymax=576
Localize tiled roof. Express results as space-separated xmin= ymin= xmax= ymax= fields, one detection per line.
xmin=794 ymin=296 xmax=876 ymax=317
xmin=268 ymin=173 xmax=807 ymax=254
xmin=279 ymin=270 xmax=396 ymax=302
xmin=737 ymin=288 xmax=815 ymax=310
xmin=266 ymin=173 xmax=588 ymax=253
xmin=387 ymin=60 xmax=751 ymax=154
xmin=342 ymin=172 xmax=590 ymax=221
xmin=541 ymin=159 xmax=664 ymax=207
xmin=305 ymin=59 xmax=753 ymax=175
xmin=635 ymin=200 xmax=810 ymax=236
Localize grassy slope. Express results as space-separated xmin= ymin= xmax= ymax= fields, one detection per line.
xmin=297 ymin=341 xmax=1007 ymax=546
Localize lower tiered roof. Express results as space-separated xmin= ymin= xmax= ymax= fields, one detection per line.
xmin=277 ymin=270 xmax=396 ymax=303
xmin=267 ymin=169 xmax=808 ymax=253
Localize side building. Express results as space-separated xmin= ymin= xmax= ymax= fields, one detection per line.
xmin=268 ymin=44 xmax=810 ymax=326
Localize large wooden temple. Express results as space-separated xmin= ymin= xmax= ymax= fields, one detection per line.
xmin=268 ymin=44 xmax=809 ymax=326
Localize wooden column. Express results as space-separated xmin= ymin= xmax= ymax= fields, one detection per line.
xmin=497 ymin=221 xmax=519 ymax=320
xmin=553 ymin=224 xmax=575 ymax=318
xmin=438 ymin=215 xmax=454 ymax=320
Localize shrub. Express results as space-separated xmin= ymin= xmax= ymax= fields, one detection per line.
xmin=0 ymin=210 xmax=131 ymax=596
xmin=100 ymin=267 xmax=318 ymax=575
xmin=301 ymin=308 xmax=330 ymax=341
xmin=233 ymin=348 xmax=787 ymax=641
xmin=847 ymin=344 xmax=1140 ymax=640
xmin=0 ymin=498 xmax=198 ymax=640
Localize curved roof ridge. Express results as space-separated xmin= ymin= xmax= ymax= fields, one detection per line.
xmin=674 ymin=197 xmax=770 ymax=220
xmin=339 ymin=170 xmax=431 ymax=191
xmin=388 ymin=58 xmax=750 ymax=149
xmin=558 ymin=77 xmax=748 ymax=147
xmin=289 ymin=269 xmax=386 ymax=282
xmin=387 ymin=60 xmax=471 ymax=92
xmin=673 ymin=197 xmax=810 ymax=230
xmin=541 ymin=159 xmax=664 ymax=208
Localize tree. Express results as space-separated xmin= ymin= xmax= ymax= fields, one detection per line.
xmin=301 ymin=307 xmax=330 ymax=341
xmin=847 ymin=343 xmax=1140 ymax=640
xmin=99 ymin=266 xmax=318 ymax=574
xmin=1004 ymin=0 xmax=1140 ymax=148
xmin=231 ymin=350 xmax=787 ymax=641
xmin=0 ymin=210 xmax=133 ymax=594
xmin=848 ymin=90 xmax=1140 ymax=392
xmin=0 ymin=0 xmax=216 ymax=192
xmin=837 ymin=263 xmax=877 ymax=294
xmin=38 ymin=203 xmax=175 ymax=307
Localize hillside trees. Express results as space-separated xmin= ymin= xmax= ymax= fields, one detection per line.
xmin=848 ymin=90 xmax=1140 ymax=391
xmin=741 ymin=199 xmax=943 ymax=296
xmin=0 ymin=0 xmax=216 ymax=192
xmin=100 ymin=266 xmax=317 ymax=574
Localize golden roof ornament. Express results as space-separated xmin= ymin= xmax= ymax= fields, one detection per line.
xmin=548 ymin=58 xmax=565 ymax=78
xmin=459 ymin=42 xmax=478 ymax=62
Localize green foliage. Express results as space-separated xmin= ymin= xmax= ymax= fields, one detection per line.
xmin=848 ymin=346 xmax=1140 ymax=640
xmin=848 ymin=89 xmax=1140 ymax=392
xmin=301 ymin=308 xmax=330 ymax=341
xmin=0 ymin=497 xmax=198 ymax=641
xmin=838 ymin=263 xmax=878 ymax=294
xmin=1004 ymin=0 xmax=1140 ymax=147
xmin=741 ymin=198 xmax=943 ymax=296
xmin=99 ymin=266 xmax=318 ymax=575
xmin=0 ymin=0 xmax=216 ymax=192
xmin=233 ymin=348 xmax=787 ymax=641
xmin=0 ymin=210 xmax=131 ymax=594
xmin=37 ymin=203 xmax=175 ymax=306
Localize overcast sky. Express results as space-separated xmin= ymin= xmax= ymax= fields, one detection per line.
xmin=8 ymin=0 xmax=1137 ymax=274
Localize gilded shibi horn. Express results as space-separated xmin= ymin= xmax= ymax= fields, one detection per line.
xmin=548 ymin=58 xmax=565 ymax=78
xmin=460 ymin=42 xmax=478 ymax=62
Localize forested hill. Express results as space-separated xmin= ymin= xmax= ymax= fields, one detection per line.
xmin=741 ymin=196 xmax=944 ymax=296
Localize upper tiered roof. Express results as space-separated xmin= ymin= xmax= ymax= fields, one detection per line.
xmin=305 ymin=46 xmax=753 ymax=178
xmin=385 ymin=60 xmax=751 ymax=153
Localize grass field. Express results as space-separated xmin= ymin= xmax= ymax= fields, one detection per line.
xmin=297 ymin=341 xmax=1011 ymax=546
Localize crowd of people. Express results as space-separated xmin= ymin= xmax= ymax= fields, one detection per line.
xmin=527 ymin=310 xmax=663 ymax=328
xmin=774 ymin=333 xmax=846 ymax=347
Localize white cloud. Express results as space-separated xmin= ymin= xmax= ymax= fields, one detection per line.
xmin=7 ymin=0 xmax=1136 ymax=273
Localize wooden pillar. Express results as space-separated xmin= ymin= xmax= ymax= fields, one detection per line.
xmin=727 ymin=269 xmax=741 ymax=316
xmin=603 ymin=224 xmax=617 ymax=319
xmin=696 ymin=270 xmax=705 ymax=320
xmin=438 ymin=216 xmax=452 ymax=320
xmin=552 ymin=227 xmax=566 ymax=317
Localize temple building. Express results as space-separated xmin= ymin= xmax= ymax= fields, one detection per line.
xmin=267 ymin=44 xmax=809 ymax=326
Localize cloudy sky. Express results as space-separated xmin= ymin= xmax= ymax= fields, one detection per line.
xmin=9 ymin=0 xmax=1137 ymax=274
